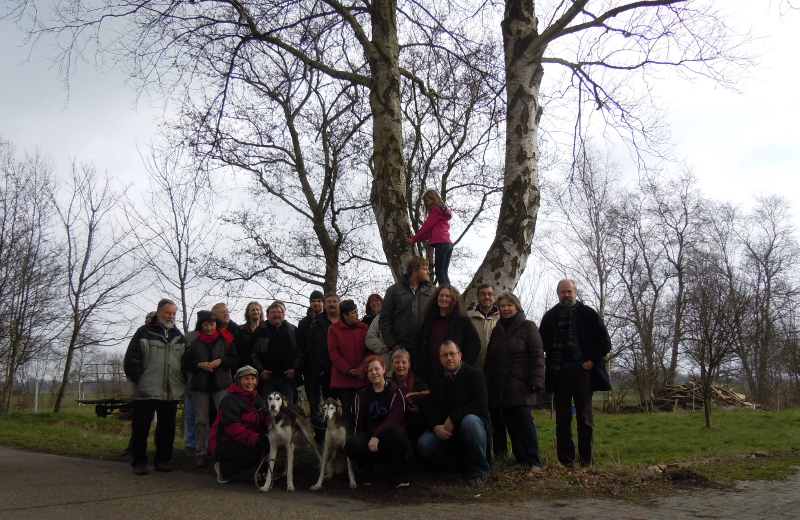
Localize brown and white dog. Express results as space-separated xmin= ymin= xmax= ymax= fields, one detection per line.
xmin=311 ymin=398 xmax=357 ymax=490
xmin=257 ymin=392 xmax=321 ymax=492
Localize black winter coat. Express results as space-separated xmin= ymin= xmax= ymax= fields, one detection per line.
xmin=414 ymin=314 xmax=480 ymax=384
xmin=483 ymin=311 xmax=545 ymax=408
xmin=182 ymin=334 xmax=238 ymax=392
xmin=539 ymin=302 xmax=612 ymax=393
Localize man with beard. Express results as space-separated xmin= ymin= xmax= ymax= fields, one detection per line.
xmin=124 ymin=298 xmax=186 ymax=475
xmin=539 ymin=279 xmax=611 ymax=467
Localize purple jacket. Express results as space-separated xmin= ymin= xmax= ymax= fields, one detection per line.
xmin=412 ymin=205 xmax=452 ymax=245
xmin=353 ymin=381 xmax=407 ymax=441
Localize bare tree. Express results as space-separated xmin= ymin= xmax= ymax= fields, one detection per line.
xmin=0 ymin=139 xmax=63 ymax=413
xmin=52 ymin=162 xmax=140 ymax=412
xmin=127 ymin=144 xmax=221 ymax=332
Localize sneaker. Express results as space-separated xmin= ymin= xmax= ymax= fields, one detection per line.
xmin=465 ymin=475 xmax=488 ymax=488
xmin=527 ymin=465 xmax=542 ymax=476
xmin=215 ymin=462 xmax=230 ymax=484
xmin=133 ymin=462 xmax=148 ymax=475
xmin=154 ymin=462 xmax=172 ymax=472
xmin=394 ymin=477 xmax=410 ymax=488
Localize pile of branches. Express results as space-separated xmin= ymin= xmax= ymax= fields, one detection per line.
xmin=655 ymin=380 xmax=764 ymax=411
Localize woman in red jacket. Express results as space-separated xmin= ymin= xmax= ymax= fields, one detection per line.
xmin=346 ymin=355 xmax=409 ymax=487
xmin=209 ymin=365 xmax=270 ymax=484
xmin=328 ymin=299 xmax=369 ymax=423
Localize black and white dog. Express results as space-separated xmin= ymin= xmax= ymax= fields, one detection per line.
xmin=311 ymin=398 xmax=357 ymax=490
xmin=258 ymin=392 xmax=321 ymax=492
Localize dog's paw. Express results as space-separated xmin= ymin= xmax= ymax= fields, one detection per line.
xmin=310 ymin=483 xmax=322 ymax=491
xmin=349 ymin=481 xmax=358 ymax=490
xmin=287 ymin=483 xmax=295 ymax=492
xmin=258 ymin=483 xmax=272 ymax=493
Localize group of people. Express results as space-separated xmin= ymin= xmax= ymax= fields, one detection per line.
xmin=123 ymin=254 xmax=611 ymax=489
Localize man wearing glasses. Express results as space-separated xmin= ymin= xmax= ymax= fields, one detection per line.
xmin=417 ymin=340 xmax=492 ymax=487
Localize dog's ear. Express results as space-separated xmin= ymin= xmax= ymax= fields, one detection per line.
xmin=335 ymin=398 xmax=342 ymax=407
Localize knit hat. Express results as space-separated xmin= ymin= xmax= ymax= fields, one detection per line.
xmin=235 ymin=365 xmax=258 ymax=380
xmin=310 ymin=290 xmax=324 ymax=302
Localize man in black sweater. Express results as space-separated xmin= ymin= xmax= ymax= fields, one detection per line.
xmin=250 ymin=301 xmax=302 ymax=402
xmin=417 ymin=340 xmax=492 ymax=487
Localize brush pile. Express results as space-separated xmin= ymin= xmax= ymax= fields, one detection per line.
xmin=655 ymin=380 xmax=763 ymax=411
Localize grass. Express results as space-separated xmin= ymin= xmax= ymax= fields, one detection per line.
xmin=1 ymin=405 xmax=799 ymax=503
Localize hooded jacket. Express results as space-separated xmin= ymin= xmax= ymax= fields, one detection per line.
xmin=411 ymin=205 xmax=452 ymax=245
xmin=209 ymin=382 xmax=269 ymax=457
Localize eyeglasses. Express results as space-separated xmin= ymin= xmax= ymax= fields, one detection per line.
xmin=439 ymin=351 xmax=461 ymax=359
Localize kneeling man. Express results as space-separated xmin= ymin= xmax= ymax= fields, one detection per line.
xmin=417 ymin=340 xmax=492 ymax=487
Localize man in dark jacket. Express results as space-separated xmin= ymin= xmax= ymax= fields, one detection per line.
xmin=380 ymin=256 xmax=433 ymax=353
xmin=539 ymin=279 xmax=612 ymax=467
xmin=305 ymin=292 xmax=339 ymax=442
xmin=417 ymin=340 xmax=492 ymax=488
xmin=123 ymin=298 xmax=186 ymax=475
xmin=250 ymin=301 xmax=302 ymax=402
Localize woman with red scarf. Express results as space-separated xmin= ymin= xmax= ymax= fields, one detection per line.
xmin=387 ymin=349 xmax=429 ymax=448
xmin=182 ymin=310 xmax=238 ymax=467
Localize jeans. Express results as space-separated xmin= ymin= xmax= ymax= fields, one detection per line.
xmin=184 ymin=392 xmax=197 ymax=449
xmin=554 ymin=368 xmax=594 ymax=466
xmin=131 ymin=400 xmax=178 ymax=466
xmin=501 ymin=405 xmax=541 ymax=467
xmin=433 ymin=242 xmax=453 ymax=285
xmin=417 ymin=414 xmax=489 ymax=478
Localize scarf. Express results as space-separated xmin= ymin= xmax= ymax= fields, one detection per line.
xmin=393 ymin=371 xmax=416 ymax=395
xmin=549 ymin=304 xmax=577 ymax=376
xmin=198 ymin=328 xmax=233 ymax=344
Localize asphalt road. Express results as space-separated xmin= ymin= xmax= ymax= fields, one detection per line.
xmin=1 ymin=447 xmax=798 ymax=519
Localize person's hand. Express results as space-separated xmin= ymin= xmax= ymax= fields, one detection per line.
xmin=368 ymin=437 xmax=380 ymax=452
xmin=582 ymin=360 xmax=594 ymax=370
xmin=405 ymin=237 xmax=413 ymax=246
xmin=211 ymin=359 xmax=221 ymax=369
xmin=434 ymin=425 xmax=452 ymax=440
xmin=284 ymin=369 xmax=296 ymax=379
xmin=443 ymin=417 xmax=455 ymax=433
xmin=407 ymin=403 xmax=420 ymax=413
xmin=198 ymin=362 xmax=213 ymax=373
xmin=347 ymin=368 xmax=361 ymax=378
xmin=261 ymin=369 xmax=271 ymax=380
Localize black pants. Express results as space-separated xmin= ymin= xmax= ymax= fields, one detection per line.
xmin=501 ymin=405 xmax=541 ymax=467
xmin=554 ymin=368 xmax=594 ymax=466
xmin=344 ymin=424 xmax=408 ymax=477
xmin=131 ymin=400 xmax=178 ymax=466
xmin=333 ymin=387 xmax=359 ymax=427
xmin=257 ymin=374 xmax=296 ymax=404
xmin=489 ymin=406 xmax=508 ymax=455
xmin=216 ymin=440 xmax=262 ymax=479
xmin=304 ymin=371 xmax=332 ymax=442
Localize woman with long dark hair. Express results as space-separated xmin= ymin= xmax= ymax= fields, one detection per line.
xmin=414 ymin=284 xmax=480 ymax=383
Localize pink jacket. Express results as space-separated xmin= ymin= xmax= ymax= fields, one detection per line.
xmin=328 ymin=320 xmax=369 ymax=389
xmin=411 ymin=205 xmax=452 ymax=245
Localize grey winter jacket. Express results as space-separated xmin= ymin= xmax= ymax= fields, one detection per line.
xmin=124 ymin=322 xmax=186 ymax=401
xmin=379 ymin=275 xmax=433 ymax=349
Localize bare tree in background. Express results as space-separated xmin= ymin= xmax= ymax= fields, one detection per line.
xmin=0 ymin=139 xmax=62 ymax=413
xmin=127 ymin=145 xmax=221 ymax=332
xmin=52 ymin=163 xmax=141 ymax=413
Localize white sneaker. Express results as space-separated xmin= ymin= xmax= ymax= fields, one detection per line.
xmin=215 ymin=462 xmax=230 ymax=484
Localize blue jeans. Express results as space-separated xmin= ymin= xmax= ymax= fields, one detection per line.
xmin=501 ymin=405 xmax=541 ymax=467
xmin=185 ymin=392 xmax=197 ymax=450
xmin=433 ymin=242 xmax=453 ymax=285
xmin=417 ymin=414 xmax=489 ymax=478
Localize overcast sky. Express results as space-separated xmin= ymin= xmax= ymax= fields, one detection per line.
xmin=1 ymin=2 xmax=799 ymax=333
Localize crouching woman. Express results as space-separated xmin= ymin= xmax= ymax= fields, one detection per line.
xmin=209 ymin=365 xmax=270 ymax=483
xmin=345 ymin=356 xmax=410 ymax=488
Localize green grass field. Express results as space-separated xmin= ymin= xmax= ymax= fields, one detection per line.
xmin=1 ymin=404 xmax=798 ymax=501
